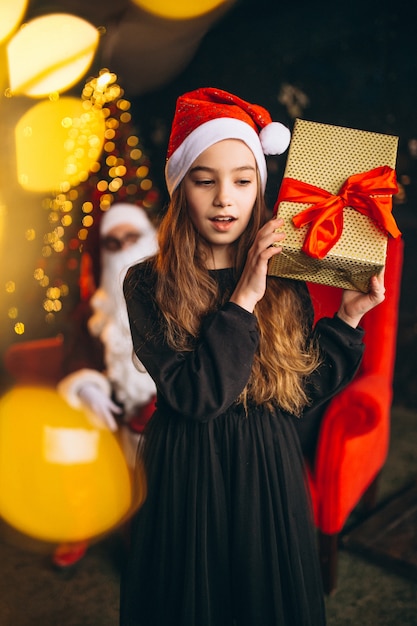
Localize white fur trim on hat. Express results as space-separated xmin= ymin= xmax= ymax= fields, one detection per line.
xmin=165 ymin=117 xmax=268 ymax=197
xmin=100 ymin=203 xmax=154 ymax=236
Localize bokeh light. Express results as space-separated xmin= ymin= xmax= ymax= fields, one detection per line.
xmin=15 ymin=97 xmax=105 ymax=193
xmin=0 ymin=386 xmax=146 ymax=543
xmin=0 ymin=0 xmax=27 ymax=44
xmin=7 ymin=13 xmax=99 ymax=97
xmin=1 ymin=70 xmax=160 ymax=339
xmin=132 ymin=0 xmax=228 ymax=20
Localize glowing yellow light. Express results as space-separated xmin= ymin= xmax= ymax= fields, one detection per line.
xmin=61 ymin=116 xmax=73 ymax=130
xmin=15 ymin=97 xmax=105 ymax=193
xmin=137 ymin=165 xmax=149 ymax=178
xmin=106 ymin=118 xmax=119 ymax=130
xmin=7 ymin=13 xmax=99 ymax=97
xmin=60 ymin=202 xmax=72 ymax=213
xmin=82 ymin=202 xmax=93 ymax=213
xmin=8 ymin=307 xmax=18 ymax=319
xmin=45 ymin=232 xmax=58 ymax=244
xmin=33 ymin=269 xmax=44 ymax=281
xmin=0 ymin=386 xmax=137 ymax=542
xmin=109 ymin=178 xmax=123 ymax=192
xmin=44 ymin=298 xmax=62 ymax=312
xmin=99 ymin=195 xmax=113 ymax=210
xmin=46 ymin=287 xmax=61 ymax=299
xmin=96 ymin=71 xmax=114 ymax=89
xmin=132 ymin=0 xmax=228 ymax=19
xmin=52 ymin=241 xmax=64 ymax=253
xmin=97 ymin=180 xmax=108 ymax=192
xmin=130 ymin=149 xmax=142 ymax=160
xmin=117 ymin=99 xmax=130 ymax=112
xmin=82 ymin=215 xmax=94 ymax=228
xmin=14 ymin=322 xmax=25 ymax=335
xmin=109 ymin=165 xmax=126 ymax=178
xmin=61 ymin=215 xmax=72 ymax=227
xmin=0 ymin=0 xmax=28 ymax=45
xmin=5 ymin=281 xmax=16 ymax=293
xmin=141 ymin=179 xmax=153 ymax=191
xmin=25 ymin=229 xmax=36 ymax=241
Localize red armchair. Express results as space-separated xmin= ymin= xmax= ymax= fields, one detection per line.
xmin=305 ymin=235 xmax=404 ymax=594
xmin=3 ymin=335 xmax=65 ymax=388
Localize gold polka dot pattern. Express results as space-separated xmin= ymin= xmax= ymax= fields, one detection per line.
xmin=268 ymin=118 xmax=399 ymax=292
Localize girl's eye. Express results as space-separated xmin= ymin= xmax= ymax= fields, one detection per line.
xmin=236 ymin=178 xmax=252 ymax=186
xmin=194 ymin=179 xmax=213 ymax=186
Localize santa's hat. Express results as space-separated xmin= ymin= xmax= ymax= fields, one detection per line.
xmin=100 ymin=202 xmax=155 ymax=236
xmin=165 ymin=87 xmax=291 ymax=196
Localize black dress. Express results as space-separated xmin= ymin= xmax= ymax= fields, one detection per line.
xmin=121 ymin=262 xmax=365 ymax=626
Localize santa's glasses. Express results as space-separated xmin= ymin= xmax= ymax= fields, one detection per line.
xmin=100 ymin=232 xmax=141 ymax=252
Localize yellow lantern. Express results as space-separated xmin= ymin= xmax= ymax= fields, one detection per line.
xmin=0 ymin=386 xmax=145 ymax=543
xmin=15 ymin=97 xmax=105 ymax=193
xmin=7 ymin=13 xmax=99 ymax=97
xmin=132 ymin=0 xmax=228 ymax=20
xmin=0 ymin=0 xmax=28 ymax=44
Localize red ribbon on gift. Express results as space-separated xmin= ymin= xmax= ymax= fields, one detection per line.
xmin=275 ymin=165 xmax=401 ymax=259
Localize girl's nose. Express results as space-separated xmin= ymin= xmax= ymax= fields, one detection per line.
xmin=214 ymin=182 xmax=232 ymax=207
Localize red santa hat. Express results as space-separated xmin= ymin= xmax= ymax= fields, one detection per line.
xmin=165 ymin=87 xmax=291 ymax=196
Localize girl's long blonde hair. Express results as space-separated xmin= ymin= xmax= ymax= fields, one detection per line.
xmin=154 ymin=178 xmax=320 ymax=416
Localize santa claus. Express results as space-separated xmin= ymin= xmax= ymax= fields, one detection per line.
xmin=54 ymin=202 xmax=158 ymax=567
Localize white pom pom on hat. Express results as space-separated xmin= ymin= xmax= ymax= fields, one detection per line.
xmin=165 ymin=87 xmax=291 ymax=196
xmin=259 ymin=122 xmax=291 ymax=156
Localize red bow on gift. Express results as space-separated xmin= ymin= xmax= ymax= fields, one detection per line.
xmin=275 ymin=165 xmax=401 ymax=259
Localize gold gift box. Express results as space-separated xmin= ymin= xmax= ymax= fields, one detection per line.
xmin=267 ymin=119 xmax=399 ymax=292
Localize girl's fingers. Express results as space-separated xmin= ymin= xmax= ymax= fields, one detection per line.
xmin=257 ymin=217 xmax=286 ymax=250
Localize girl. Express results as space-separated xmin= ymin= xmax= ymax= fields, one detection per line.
xmin=121 ymin=88 xmax=385 ymax=626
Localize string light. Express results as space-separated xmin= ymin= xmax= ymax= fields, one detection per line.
xmin=4 ymin=69 xmax=160 ymax=337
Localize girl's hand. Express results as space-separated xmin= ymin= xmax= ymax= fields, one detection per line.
xmin=336 ymin=268 xmax=386 ymax=328
xmin=230 ymin=216 xmax=285 ymax=312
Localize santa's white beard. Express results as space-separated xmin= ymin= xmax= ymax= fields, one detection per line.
xmin=88 ymin=233 xmax=157 ymax=415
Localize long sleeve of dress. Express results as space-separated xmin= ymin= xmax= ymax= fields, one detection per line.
xmin=124 ymin=265 xmax=260 ymax=421
xmin=304 ymin=314 xmax=365 ymax=415
xmin=124 ymin=263 xmax=365 ymax=423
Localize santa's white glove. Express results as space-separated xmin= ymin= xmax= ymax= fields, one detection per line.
xmin=78 ymin=384 xmax=122 ymax=431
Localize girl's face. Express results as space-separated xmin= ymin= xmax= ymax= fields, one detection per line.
xmin=183 ymin=139 xmax=258 ymax=268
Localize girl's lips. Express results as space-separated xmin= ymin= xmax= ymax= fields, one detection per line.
xmin=209 ymin=216 xmax=236 ymax=232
